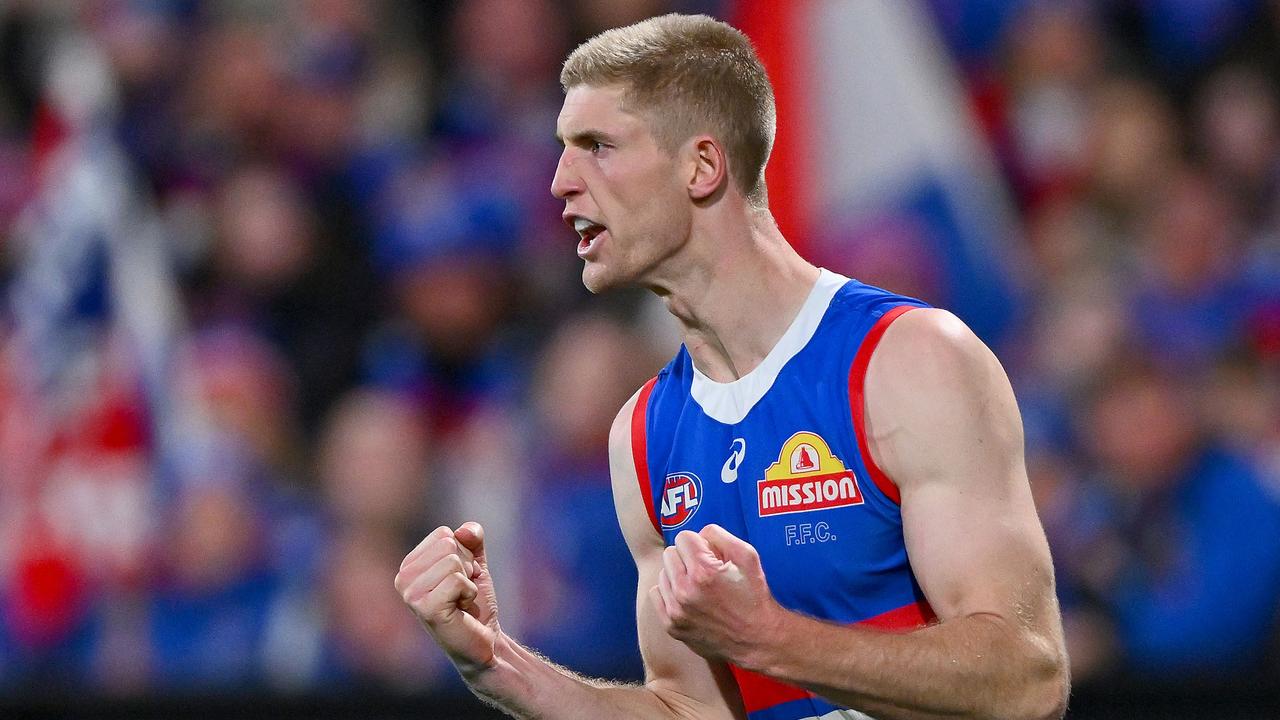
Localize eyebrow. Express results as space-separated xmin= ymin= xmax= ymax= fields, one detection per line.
xmin=554 ymin=129 xmax=617 ymax=148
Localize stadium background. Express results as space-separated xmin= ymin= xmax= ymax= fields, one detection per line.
xmin=1 ymin=0 xmax=1278 ymax=718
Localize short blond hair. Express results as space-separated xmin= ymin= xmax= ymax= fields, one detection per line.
xmin=560 ymin=14 xmax=776 ymax=208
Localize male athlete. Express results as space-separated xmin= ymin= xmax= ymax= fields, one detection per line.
xmin=396 ymin=14 xmax=1069 ymax=720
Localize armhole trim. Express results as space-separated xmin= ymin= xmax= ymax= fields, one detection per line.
xmin=848 ymin=305 xmax=917 ymax=506
xmin=631 ymin=376 xmax=661 ymax=536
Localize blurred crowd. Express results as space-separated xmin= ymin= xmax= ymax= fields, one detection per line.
xmin=931 ymin=0 xmax=1280 ymax=685
xmin=0 ymin=0 xmax=1276 ymax=699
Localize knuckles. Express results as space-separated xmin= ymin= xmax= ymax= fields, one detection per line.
xmin=687 ymin=566 xmax=713 ymax=588
xmin=394 ymin=554 xmax=472 ymax=606
xmin=443 ymin=553 xmax=465 ymax=575
xmin=398 ymin=525 xmax=455 ymax=572
xmin=440 ymin=571 xmax=477 ymax=602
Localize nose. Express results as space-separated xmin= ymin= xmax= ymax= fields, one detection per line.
xmin=550 ymin=149 xmax=581 ymax=200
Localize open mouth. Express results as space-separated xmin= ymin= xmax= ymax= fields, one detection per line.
xmin=573 ymin=217 xmax=608 ymax=257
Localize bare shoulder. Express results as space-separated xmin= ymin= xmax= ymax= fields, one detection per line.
xmin=608 ymin=383 xmax=645 ymax=462
xmin=872 ymin=308 xmax=1004 ymax=392
xmin=863 ymin=307 xmax=1024 ymax=494
xmin=607 ymin=382 xmax=650 ymax=492
xmin=608 ymin=382 xmax=664 ymax=556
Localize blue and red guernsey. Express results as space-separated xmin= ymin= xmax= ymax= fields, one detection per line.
xmin=633 ymin=270 xmax=936 ymax=720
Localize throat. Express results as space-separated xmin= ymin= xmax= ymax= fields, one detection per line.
xmin=678 ymin=266 xmax=828 ymax=385
xmin=686 ymin=334 xmax=748 ymax=383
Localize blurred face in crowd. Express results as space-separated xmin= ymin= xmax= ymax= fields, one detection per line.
xmin=1087 ymin=79 xmax=1178 ymax=210
xmin=188 ymin=24 xmax=282 ymax=140
xmin=454 ymin=0 xmax=563 ymax=91
xmin=169 ymin=482 xmax=259 ymax=591
xmin=181 ymin=330 xmax=297 ymax=472
xmin=1086 ymin=368 xmax=1199 ymax=493
xmin=397 ymin=257 xmax=507 ymax=363
xmin=217 ymin=167 xmax=314 ymax=292
xmin=1197 ymin=67 xmax=1279 ymax=189
xmin=534 ymin=315 xmax=651 ymax=458
xmin=552 ymin=84 xmax=692 ymax=293
xmin=318 ymin=390 xmax=429 ymax=531
xmin=1137 ymin=169 xmax=1235 ymax=294
xmin=325 ymin=528 xmax=438 ymax=688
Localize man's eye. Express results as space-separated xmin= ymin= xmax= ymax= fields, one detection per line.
xmin=591 ymin=141 xmax=605 ymax=154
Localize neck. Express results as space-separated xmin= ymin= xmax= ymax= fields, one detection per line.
xmin=646 ymin=208 xmax=820 ymax=382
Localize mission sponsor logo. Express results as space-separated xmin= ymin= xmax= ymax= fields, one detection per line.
xmin=757 ymin=431 xmax=863 ymax=517
xmin=660 ymin=472 xmax=702 ymax=530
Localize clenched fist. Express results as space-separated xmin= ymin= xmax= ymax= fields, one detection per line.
xmin=395 ymin=522 xmax=501 ymax=677
xmin=650 ymin=524 xmax=784 ymax=669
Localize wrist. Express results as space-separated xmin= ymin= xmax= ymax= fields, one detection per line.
xmin=734 ymin=601 xmax=791 ymax=674
xmin=460 ymin=631 xmax=560 ymax=713
xmin=458 ymin=630 xmax=509 ymax=688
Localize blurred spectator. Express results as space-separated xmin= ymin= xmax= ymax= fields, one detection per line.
xmin=309 ymin=387 xmax=444 ymax=688
xmin=1058 ymin=358 xmax=1280 ymax=680
xmin=213 ymin=166 xmax=316 ymax=297
xmin=174 ymin=326 xmax=303 ymax=484
xmin=517 ymin=313 xmax=662 ymax=679
xmin=1129 ymin=166 xmax=1253 ymax=370
xmin=1194 ymin=66 xmax=1280 ymax=223
xmin=1084 ymin=77 xmax=1181 ymax=221
xmin=317 ymin=526 xmax=447 ymax=691
xmin=317 ymin=388 xmax=433 ymax=539
xmin=186 ymin=160 xmax=378 ymax=437
xmin=147 ymin=476 xmax=278 ymax=689
xmin=1000 ymin=1 xmax=1105 ymax=207
xmin=435 ymin=0 xmax=566 ymax=143
xmin=365 ymin=149 xmax=532 ymax=440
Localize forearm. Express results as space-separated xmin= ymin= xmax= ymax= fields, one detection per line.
xmin=742 ymin=610 xmax=1066 ymax=720
xmin=464 ymin=632 xmax=713 ymax=720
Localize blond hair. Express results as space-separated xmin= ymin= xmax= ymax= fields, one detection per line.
xmin=560 ymin=14 xmax=776 ymax=208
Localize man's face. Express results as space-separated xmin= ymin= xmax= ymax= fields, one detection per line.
xmin=552 ymin=84 xmax=690 ymax=292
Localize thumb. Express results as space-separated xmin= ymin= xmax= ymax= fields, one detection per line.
xmin=455 ymin=521 xmax=488 ymax=564
xmin=699 ymin=524 xmax=758 ymax=568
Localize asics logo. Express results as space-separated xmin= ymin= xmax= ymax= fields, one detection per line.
xmin=721 ymin=438 xmax=747 ymax=483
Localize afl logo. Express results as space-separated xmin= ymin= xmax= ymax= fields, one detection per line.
xmin=660 ymin=472 xmax=702 ymax=530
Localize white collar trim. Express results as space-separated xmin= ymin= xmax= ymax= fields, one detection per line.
xmin=689 ymin=269 xmax=848 ymax=424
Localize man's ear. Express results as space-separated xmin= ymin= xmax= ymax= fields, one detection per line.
xmin=688 ymin=136 xmax=728 ymax=201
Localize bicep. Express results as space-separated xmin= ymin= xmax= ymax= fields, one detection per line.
xmin=901 ymin=465 xmax=1057 ymax=632
xmin=866 ymin=310 xmax=1061 ymax=636
xmin=608 ymin=391 xmax=745 ymax=720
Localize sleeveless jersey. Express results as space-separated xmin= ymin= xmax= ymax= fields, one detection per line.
xmin=631 ymin=270 xmax=935 ymax=720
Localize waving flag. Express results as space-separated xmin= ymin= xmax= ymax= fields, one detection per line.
xmin=736 ymin=0 xmax=1027 ymax=344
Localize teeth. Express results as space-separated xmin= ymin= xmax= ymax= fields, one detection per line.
xmin=573 ymin=218 xmax=593 ymax=233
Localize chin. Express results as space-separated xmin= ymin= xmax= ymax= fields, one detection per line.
xmin=581 ymin=263 xmax=628 ymax=294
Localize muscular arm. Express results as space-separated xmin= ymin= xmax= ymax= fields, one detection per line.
xmin=397 ymin=388 xmax=742 ymax=720
xmin=657 ymin=310 xmax=1068 ymax=720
